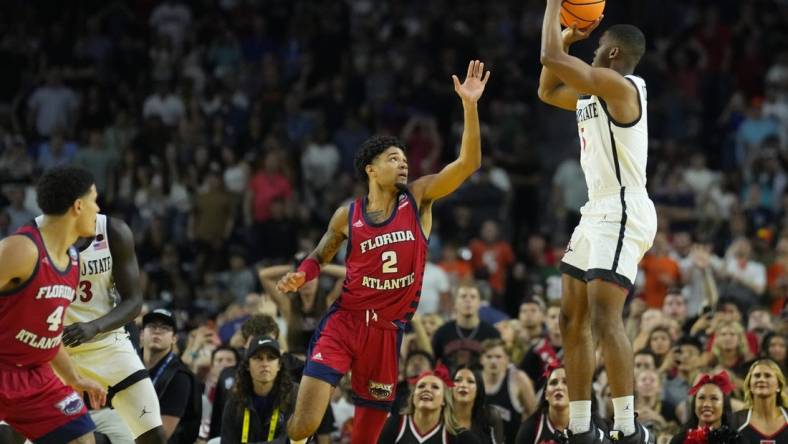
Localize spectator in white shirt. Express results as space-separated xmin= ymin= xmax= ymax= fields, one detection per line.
xmin=27 ymin=69 xmax=79 ymax=138
xmin=143 ymin=82 xmax=185 ymax=127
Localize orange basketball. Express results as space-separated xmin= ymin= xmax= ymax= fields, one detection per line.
xmin=560 ymin=0 xmax=605 ymax=30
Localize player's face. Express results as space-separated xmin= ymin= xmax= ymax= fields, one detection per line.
xmin=369 ymin=147 xmax=408 ymax=188
xmin=413 ymin=375 xmax=444 ymax=412
xmin=545 ymin=368 xmax=568 ymax=408
xmin=694 ymin=384 xmax=724 ymax=427
xmin=248 ymin=349 xmax=281 ymax=385
xmin=749 ymin=363 xmax=780 ymax=399
xmin=75 ymin=185 xmax=100 ymax=237
xmin=452 ymin=369 xmax=477 ymax=404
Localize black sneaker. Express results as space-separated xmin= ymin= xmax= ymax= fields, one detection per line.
xmin=609 ymin=421 xmax=654 ymax=444
xmin=567 ymin=421 xmax=611 ymax=444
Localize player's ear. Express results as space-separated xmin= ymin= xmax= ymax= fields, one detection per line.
xmin=365 ymin=163 xmax=375 ymax=179
xmin=609 ymin=47 xmax=620 ymax=60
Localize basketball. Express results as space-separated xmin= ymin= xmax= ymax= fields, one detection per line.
xmin=560 ymin=0 xmax=606 ymax=30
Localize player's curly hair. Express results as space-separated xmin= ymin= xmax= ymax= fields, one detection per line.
xmin=354 ymin=135 xmax=407 ymax=183
xmin=36 ymin=167 xmax=95 ymax=215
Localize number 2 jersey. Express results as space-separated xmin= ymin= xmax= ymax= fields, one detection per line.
xmin=0 ymin=223 xmax=79 ymax=367
xmin=338 ymin=190 xmax=428 ymax=323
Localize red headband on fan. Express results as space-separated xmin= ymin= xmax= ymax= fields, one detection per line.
xmin=408 ymin=362 xmax=455 ymax=388
xmin=688 ymin=371 xmax=734 ymax=396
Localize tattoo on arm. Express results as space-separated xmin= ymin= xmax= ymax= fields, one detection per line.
xmin=313 ymin=229 xmax=346 ymax=264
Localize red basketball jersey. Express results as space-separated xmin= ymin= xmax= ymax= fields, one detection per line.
xmin=0 ymin=224 xmax=79 ymax=368
xmin=339 ymin=191 xmax=428 ymax=322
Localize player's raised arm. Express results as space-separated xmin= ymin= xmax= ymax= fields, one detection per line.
xmin=0 ymin=235 xmax=38 ymax=289
xmin=276 ymin=206 xmax=349 ymax=293
xmin=410 ymin=60 xmax=490 ymax=204
xmin=63 ymin=217 xmax=143 ymax=347
xmin=540 ymin=0 xmax=634 ymax=105
xmin=538 ymin=21 xmax=601 ymax=111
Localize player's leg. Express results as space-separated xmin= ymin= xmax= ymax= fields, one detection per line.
xmin=3 ymin=366 xmax=97 ymax=444
xmin=72 ymin=339 xmax=167 ymax=444
xmin=587 ymin=280 xmax=634 ymax=433
xmin=559 ymin=273 xmax=595 ymax=434
xmin=590 ymin=197 xmax=656 ymax=443
xmin=110 ymin=378 xmax=166 ymax=444
xmin=287 ymin=375 xmax=334 ymax=440
xmin=348 ymin=325 xmax=400 ymax=443
xmin=288 ymin=310 xmax=353 ymax=441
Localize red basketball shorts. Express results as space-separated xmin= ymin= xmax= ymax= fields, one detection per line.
xmin=0 ymin=364 xmax=95 ymax=442
xmin=304 ymin=307 xmax=403 ymax=410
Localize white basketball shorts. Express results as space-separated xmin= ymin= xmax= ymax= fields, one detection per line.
xmin=560 ymin=188 xmax=657 ymax=290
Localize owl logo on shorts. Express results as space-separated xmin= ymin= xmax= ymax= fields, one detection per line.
xmin=55 ymin=392 xmax=84 ymax=416
xmin=368 ymin=381 xmax=393 ymax=400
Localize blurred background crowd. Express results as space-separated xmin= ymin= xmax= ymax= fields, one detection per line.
xmin=0 ymin=0 xmax=787 ymax=442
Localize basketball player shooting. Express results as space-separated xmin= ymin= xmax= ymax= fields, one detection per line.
xmin=539 ymin=1 xmax=656 ymax=444
xmin=278 ymin=60 xmax=490 ymax=443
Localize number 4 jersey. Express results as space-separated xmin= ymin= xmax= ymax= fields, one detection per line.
xmin=0 ymin=223 xmax=79 ymax=367
xmin=339 ymin=190 xmax=428 ymax=323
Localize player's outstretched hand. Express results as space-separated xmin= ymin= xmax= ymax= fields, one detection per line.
xmin=452 ymin=60 xmax=491 ymax=104
xmin=73 ymin=376 xmax=107 ymax=409
xmin=276 ymin=271 xmax=306 ymax=293
xmin=562 ymin=17 xmax=603 ymax=45
xmin=62 ymin=322 xmax=100 ymax=347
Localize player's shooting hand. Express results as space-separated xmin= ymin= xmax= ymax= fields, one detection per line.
xmin=62 ymin=322 xmax=100 ymax=347
xmin=276 ymin=271 xmax=306 ymax=293
xmin=452 ymin=60 xmax=491 ymax=104
xmin=73 ymin=376 xmax=107 ymax=409
xmin=562 ymin=17 xmax=603 ymax=45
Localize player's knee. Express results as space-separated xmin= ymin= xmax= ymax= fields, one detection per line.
xmin=559 ymin=306 xmax=587 ymax=336
xmin=589 ymin=304 xmax=623 ymax=339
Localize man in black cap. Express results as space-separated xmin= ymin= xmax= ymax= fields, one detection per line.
xmin=140 ymin=309 xmax=201 ymax=444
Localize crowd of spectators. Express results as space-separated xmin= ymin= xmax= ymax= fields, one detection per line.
xmin=0 ymin=0 xmax=787 ymax=442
